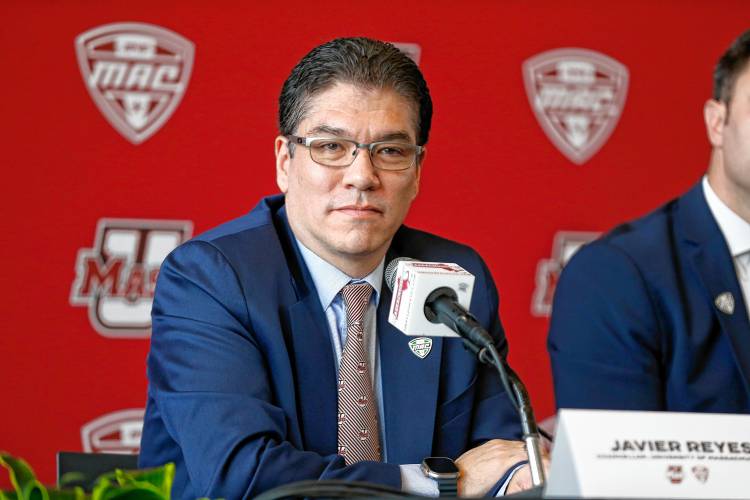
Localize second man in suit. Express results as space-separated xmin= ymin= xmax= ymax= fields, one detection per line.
xmin=548 ymin=29 xmax=750 ymax=413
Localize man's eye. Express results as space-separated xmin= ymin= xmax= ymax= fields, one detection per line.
xmin=377 ymin=145 xmax=407 ymax=156
xmin=313 ymin=141 xmax=344 ymax=152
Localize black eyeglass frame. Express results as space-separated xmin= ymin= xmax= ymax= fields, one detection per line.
xmin=285 ymin=134 xmax=425 ymax=171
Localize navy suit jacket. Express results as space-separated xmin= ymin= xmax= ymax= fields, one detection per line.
xmin=548 ymin=182 xmax=750 ymax=412
xmin=139 ymin=195 xmax=520 ymax=499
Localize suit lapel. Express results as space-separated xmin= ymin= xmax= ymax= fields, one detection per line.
xmin=275 ymin=206 xmax=338 ymax=455
xmin=378 ymin=267 xmax=443 ymax=464
xmin=679 ymin=183 xmax=750 ymax=394
xmin=287 ymin=296 xmax=339 ymax=454
xmin=275 ymin=211 xmax=446 ymax=459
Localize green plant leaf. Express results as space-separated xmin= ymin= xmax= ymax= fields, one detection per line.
xmin=1 ymin=455 xmax=173 ymax=500
xmin=46 ymin=488 xmax=87 ymax=500
xmin=98 ymin=485 xmax=165 ymax=500
xmin=91 ymin=463 xmax=173 ymax=500
xmin=116 ymin=465 xmax=173 ymax=497
xmin=0 ymin=453 xmax=48 ymax=500
xmin=57 ymin=473 xmax=87 ymax=489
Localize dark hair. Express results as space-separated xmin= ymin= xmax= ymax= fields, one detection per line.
xmin=713 ymin=29 xmax=750 ymax=105
xmin=278 ymin=37 xmax=432 ymax=146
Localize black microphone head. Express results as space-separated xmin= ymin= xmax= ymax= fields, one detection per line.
xmin=384 ymin=257 xmax=416 ymax=291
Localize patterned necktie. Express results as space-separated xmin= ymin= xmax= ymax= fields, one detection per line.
xmin=337 ymin=282 xmax=381 ymax=464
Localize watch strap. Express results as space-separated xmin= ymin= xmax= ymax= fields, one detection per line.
xmin=436 ymin=477 xmax=458 ymax=497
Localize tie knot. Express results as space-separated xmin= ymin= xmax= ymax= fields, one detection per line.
xmin=341 ymin=282 xmax=373 ymax=324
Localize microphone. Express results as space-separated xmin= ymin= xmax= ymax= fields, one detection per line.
xmin=384 ymin=257 xmax=493 ymax=348
xmin=384 ymin=257 xmax=548 ymax=487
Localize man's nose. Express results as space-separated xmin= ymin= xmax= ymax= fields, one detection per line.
xmin=342 ymin=147 xmax=381 ymax=190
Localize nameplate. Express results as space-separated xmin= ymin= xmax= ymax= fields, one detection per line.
xmin=545 ymin=409 xmax=750 ymax=499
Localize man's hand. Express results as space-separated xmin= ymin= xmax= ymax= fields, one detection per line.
xmin=455 ymin=439 xmax=526 ymax=497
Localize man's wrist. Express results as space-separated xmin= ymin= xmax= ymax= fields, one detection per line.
xmin=421 ymin=457 xmax=460 ymax=497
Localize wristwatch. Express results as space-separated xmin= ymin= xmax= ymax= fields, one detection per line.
xmin=421 ymin=456 xmax=460 ymax=497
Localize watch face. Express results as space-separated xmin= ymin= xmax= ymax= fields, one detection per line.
xmin=424 ymin=457 xmax=459 ymax=474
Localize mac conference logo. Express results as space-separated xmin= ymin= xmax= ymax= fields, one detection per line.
xmin=531 ymin=231 xmax=600 ymax=317
xmin=75 ymin=22 xmax=195 ymax=144
xmin=81 ymin=409 xmax=144 ymax=454
xmin=523 ymin=48 xmax=629 ymax=164
xmin=70 ymin=218 xmax=193 ymax=337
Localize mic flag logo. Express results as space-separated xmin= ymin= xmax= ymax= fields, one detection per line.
xmin=70 ymin=218 xmax=193 ymax=338
xmin=523 ymin=48 xmax=629 ymax=164
xmin=392 ymin=269 xmax=411 ymax=321
xmin=75 ymin=22 xmax=195 ymax=144
xmin=531 ymin=231 xmax=600 ymax=317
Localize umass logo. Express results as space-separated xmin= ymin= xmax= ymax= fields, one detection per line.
xmin=70 ymin=218 xmax=192 ymax=337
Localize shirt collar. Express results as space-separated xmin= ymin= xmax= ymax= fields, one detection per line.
xmin=702 ymin=175 xmax=750 ymax=257
xmin=294 ymin=238 xmax=384 ymax=311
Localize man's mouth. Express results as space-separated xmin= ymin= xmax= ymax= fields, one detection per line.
xmin=333 ymin=204 xmax=383 ymax=218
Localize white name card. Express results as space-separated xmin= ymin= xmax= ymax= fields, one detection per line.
xmin=545 ymin=409 xmax=750 ymax=499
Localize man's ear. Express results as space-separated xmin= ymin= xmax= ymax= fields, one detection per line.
xmin=275 ymin=135 xmax=291 ymax=193
xmin=704 ymin=99 xmax=726 ymax=148
xmin=413 ymin=149 xmax=426 ymax=198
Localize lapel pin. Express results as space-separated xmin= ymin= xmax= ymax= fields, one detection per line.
xmin=408 ymin=337 xmax=432 ymax=359
xmin=715 ymin=292 xmax=735 ymax=315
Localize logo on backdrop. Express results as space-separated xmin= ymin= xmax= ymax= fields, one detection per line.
xmin=70 ymin=218 xmax=193 ymax=337
xmin=531 ymin=231 xmax=600 ymax=316
xmin=81 ymin=408 xmax=144 ymax=453
xmin=523 ymin=48 xmax=629 ymax=164
xmin=75 ymin=22 xmax=195 ymax=144
xmin=391 ymin=42 xmax=421 ymax=65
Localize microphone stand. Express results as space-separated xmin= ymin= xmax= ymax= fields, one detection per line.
xmin=506 ymin=366 xmax=546 ymax=487
xmin=463 ymin=340 xmax=547 ymax=488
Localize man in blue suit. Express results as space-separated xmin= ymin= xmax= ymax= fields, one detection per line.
xmin=548 ymin=30 xmax=750 ymax=413
xmin=140 ymin=38 xmax=532 ymax=498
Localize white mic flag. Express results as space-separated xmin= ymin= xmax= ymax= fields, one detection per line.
xmin=387 ymin=259 xmax=475 ymax=337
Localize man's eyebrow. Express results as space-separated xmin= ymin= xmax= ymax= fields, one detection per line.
xmin=375 ymin=131 xmax=413 ymax=142
xmin=307 ymin=125 xmax=349 ymax=136
xmin=306 ymin=126 xmax=415 ymax=143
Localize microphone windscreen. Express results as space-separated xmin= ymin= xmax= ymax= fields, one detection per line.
xmin=384 ymin=257 xmax=415 ymax=291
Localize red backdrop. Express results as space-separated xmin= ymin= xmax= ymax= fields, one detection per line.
xmin=2 ymin=0 xmax=748 ymax=484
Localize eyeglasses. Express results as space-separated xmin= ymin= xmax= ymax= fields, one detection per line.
xmin=286 ymin=135 xmax=424 ymax=171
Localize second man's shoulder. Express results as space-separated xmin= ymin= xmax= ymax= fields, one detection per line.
xmin=567 ymin=191 xmax=688 ymax=279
